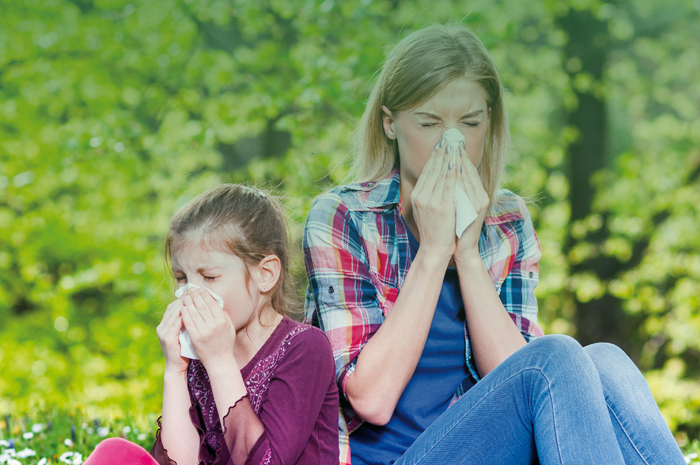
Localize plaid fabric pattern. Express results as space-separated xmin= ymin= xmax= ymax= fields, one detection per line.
xmin=303 ymin=169 xmax=543 ymax=465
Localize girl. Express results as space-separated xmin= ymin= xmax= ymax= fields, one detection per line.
xmin=87 ymin=184 xmax=339 ymax=465
xmin=302 ymin=23 xmax=685 ymax=465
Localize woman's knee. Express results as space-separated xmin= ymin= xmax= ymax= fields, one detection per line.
xmin=529 ymin=334 xmax=585 ymax=359
xmin=522 ymin=334 xmax=596 ymax=377
xmin=584 ymin=342 xmax=630 ymax=365
xmin=584 ymin=342 xmax=647 ymax=390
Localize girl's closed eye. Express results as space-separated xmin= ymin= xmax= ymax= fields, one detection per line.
xmin=203 ymin=275 xmax=218 ymax=282
xmin=462 ymin=121 xmax=481 ymax=127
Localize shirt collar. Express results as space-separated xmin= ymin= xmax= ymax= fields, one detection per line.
xmin=341 ymin=168 xmax=401 ymax=210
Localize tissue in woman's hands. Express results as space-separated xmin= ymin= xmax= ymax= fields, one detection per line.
xmin=174 ymin=283 xmax=225 ymax=360
xmin=441 ymin=128 xmax=478 ymax=238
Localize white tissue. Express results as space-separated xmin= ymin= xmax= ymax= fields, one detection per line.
xmin=174 ymin=283 xmax=225 ymax=360
xmin=441 ymin=128 xmax=478 ymax=238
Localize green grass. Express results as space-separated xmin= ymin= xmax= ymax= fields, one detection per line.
xmin=0 ymin=409 xmax=156 ymax=464
xmin=1 ymin=409 xmax=699 ymax=464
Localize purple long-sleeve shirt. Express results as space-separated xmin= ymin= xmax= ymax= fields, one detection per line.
xmin=151 ymin=316 xmax=339 ymax=465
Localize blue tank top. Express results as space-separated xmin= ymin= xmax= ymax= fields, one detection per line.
xmin=349 ymin=220 xmax=472 ymax=465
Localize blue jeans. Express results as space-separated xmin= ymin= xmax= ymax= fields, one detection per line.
xmin=395 ymin=335 xmax=684 ymax=465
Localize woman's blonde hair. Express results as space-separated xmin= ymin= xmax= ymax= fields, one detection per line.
xmin=165 ymin=184 xmax=293 ymax=317
xmin=349 ymin=23 xmax=510 ymax=207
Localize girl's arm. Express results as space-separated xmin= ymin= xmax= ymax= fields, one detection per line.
xmin=182 ymin=289 xmax=263 ymax=465
xmin=153 ymin=299 xmax=199 ymax=465
xmin=233 ymin=328 xmax=338 ymax=464
xmin=155 ymin=371 xmax=200 ymax=465
xmin=185 ymin=291 xmax=337 ymax=464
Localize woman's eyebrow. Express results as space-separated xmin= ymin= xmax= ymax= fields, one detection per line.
xmin=414 ymin=110 xmax=485 ymax=119
xmin=414 ymin=112 xmax=442 ymax=119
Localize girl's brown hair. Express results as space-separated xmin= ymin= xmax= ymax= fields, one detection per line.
xmin=349 ymin=23 xmax=510 ymax=209
xmin=165 ymin=184 xmax=292 ymax=316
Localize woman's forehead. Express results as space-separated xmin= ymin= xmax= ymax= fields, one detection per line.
xmin=411 ymin=79 xmax=488 ymax=115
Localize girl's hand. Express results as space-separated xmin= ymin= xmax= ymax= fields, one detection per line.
xmin=156 ymin=298 xmax=189 ymax=375
xmin=181 ymin=288 xmax=237 ymax=370
xmin=410 ymin=138 xmax=458 ymax=262
xmin=454 ymin=142 xmax=489 ymax=264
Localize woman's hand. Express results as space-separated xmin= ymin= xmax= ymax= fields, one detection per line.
xmin=410 ymin=138 xmax=458 ymax=263
xmin=454 ymin=142 xmax=490 ymax=264
xmin=156 ymin=298 xmax=189 ymax=375
xmin=181 ymin=287 xmax=237 ymax=369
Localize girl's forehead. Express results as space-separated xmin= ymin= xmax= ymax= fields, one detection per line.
xmin=171 ymin=238 xmax=237 ymax=268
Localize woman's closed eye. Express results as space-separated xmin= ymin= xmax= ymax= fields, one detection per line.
xmin=420 ymin=121 xmax=481 ymax=128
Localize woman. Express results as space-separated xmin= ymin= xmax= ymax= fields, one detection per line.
xmin=303 ymin=23 xmax=684 ymax=465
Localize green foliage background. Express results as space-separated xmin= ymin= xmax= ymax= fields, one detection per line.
xmin=1 ymin=0 xmax=699 ymax=445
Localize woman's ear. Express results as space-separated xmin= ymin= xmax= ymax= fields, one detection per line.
xmin=254 ymin=255 xmax=281 ymax=293
xmin=381 ymin=105 xmax=397 ymax=140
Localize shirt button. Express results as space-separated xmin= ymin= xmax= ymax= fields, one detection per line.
xmin=529 ymin=272 xmax=534 ymax=278
xmin=366 ymin=182 xmax=373 ymax=187
xmin=329 ymin=286 xmax=335 ymax=294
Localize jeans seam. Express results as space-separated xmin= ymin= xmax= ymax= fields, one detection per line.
xmin=409 ymin=367 xmax=563 ymax=465
xmin=605 ymin=401 xmax=650 ymax=465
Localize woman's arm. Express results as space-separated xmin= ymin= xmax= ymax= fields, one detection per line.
xmin=454 ymin=152 xmax=542 ymax=377
xmin=454 ymin=255 xmax=526 ymax=377
xmin=307 ymin=144 xmax=458 ymax=426
xmin=344 ymin=250 xmax=449 ymax=425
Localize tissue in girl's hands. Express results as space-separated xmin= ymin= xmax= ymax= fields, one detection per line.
xmin=174 ymin=283 xmax=225 ymax=360
xmin=441 ymin=128 xmax=478 ymax=238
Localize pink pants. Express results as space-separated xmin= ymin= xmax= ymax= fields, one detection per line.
xmin=83 ymin=437 xmax=159 ymax=465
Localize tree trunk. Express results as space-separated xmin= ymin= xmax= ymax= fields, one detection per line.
xmin=558 ymin=9 xmax=638 ymax=354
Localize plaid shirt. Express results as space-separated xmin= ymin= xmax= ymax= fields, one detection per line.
xmin=303 ymin=169 xmax=543 ymax=464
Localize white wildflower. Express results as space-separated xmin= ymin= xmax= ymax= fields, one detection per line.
xmin=38 ymin=459 xmax=48 ymax=465
xmin=22 ymin=432 xmax=33 ymax=440
xmin=31 ymin=424 xmax=43 ymax=433
xmin=86 ymin=427 xmax=93 ymax=434
xmin=59 ymin=451 xmax=84 ymax=464
xmin=17 ymin=448 xmax=36 ymax=458
xmin=64 ymin=438 xmax=74 ymax=447
xmin=137 ymin=433 xmax=147 ymax=441
xmin=686 ymin=453 xmax=698 ymax=464
xmin=3 ymin=448 xmax=16 ymax=457
xmin=122 ymin=426 xmax=131 ymax=434
xmin=8 ymin=458 xmax=22 ymax=465
xmin=0 ymin=453 xmax=9 ymax=464
xmin=81 ymin=423 xmax=88 ymax=430
xmin=0 ymin=440 xmax=8 ymax=447
xmin=97 ymin=426 xmax=110 ymax=437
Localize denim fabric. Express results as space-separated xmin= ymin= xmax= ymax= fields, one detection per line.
xmin=394 ymin=335 xmax=684 ymax=465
